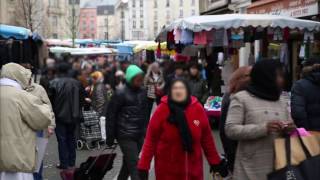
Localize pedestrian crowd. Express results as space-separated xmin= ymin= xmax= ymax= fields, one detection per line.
xmin=0 ymin=55 xmax=320 ymax=180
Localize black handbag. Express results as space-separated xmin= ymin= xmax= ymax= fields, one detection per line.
xmin=74 ymin=145 xmax=117 ymax=180
xmin=268 ymin=131 xmax=320 ymax=180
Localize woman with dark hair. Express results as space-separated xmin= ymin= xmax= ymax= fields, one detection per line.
xmin=225 ymin=60 xmax=295 ymax=180
xmin=138 ymin=79 xmax=227 ymax=180
xmin=219 ymin=66 xmax=252 ymax=172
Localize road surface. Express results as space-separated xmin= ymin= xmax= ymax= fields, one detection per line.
xmin=43 ymin=130 xmax=223 ymax=180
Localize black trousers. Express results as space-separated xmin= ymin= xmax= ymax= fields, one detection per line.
xmin=55 ymin=122 xmax=76 ymax=168
xmin=146 ymin=97 xmax=161 ymax=121
xmin=117 ymin=138 xmax=143 ymax=180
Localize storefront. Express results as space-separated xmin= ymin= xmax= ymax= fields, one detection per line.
xmin=248 ymin=0 xmax=319 ymax=19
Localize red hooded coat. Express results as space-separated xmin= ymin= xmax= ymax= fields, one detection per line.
xmin=138 ymin=96 xmax=221 ymax=180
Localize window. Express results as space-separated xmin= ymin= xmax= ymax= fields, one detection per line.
xmin=154 ymin=11 xmax=158 ymax=20
xmin=91 ymin=34 xmax=95 ymax=38
xmin=140 ymin=10 xmax=143 ymax=18
xmin=133 ymin=20 xmax=136 ymax=29
xmin=180 ymin=0 xmax=183 ymax=7
xmin=166 ymin=0 xmax=170 ymax=7
xmin=154 ymin=21 xmax=158 ymax=30
xmin=191 ymin=9 xmax=195 ymax=15
xmin=140 ymin=20 xmax=143 ymax=28
xmin=82 ymin=13 xmax=86 ymax=17
xmin=49 ymin=0 xmax=58 ymax=7
xmin=133 ymin=11 xmax=136 ymax=18
xmin=52 ymin=16 xmax=58 ymax=26
xmin=132 ymin=0 xmax=136 ymax=7
xmin=179 ymin=9 xmax=183 ymax=18
xmin=191 ymin=0 xmax=195 ymax=6
xmin=121 ymin=10 xmax=125 ymax=18
xmin=140 ymin=0 xmax=143 ymax=7
xmin=90 ymin=20 xmax=95 ymax=30
xmin=52 ymin=33 xmax=58 ymax=39
xmin=154 ymin=0 xmax=157 ymax=8
xmin=166 ymin=10 xmax=170 ymax=19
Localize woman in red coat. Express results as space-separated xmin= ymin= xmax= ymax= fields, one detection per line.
xmin=138 ymin=79 xmax=227 ymax=180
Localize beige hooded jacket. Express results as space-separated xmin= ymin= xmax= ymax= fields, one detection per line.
xmin=0 ymin=63 xmax=51 ymax=173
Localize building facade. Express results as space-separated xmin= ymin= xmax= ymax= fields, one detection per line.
xmin=116 ymin=0 xmax=200 ymax=41
xmin=199 ymin=0 xmax=232 ymax=15
xmin=0 ymin=0 xmax=80 ymax=39
xmin=79 ymin=8 xmax=97 ymax=39
xmin=79 ymin=0 xmax=118 ymax=40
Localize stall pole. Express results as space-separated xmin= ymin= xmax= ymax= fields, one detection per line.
xmin=239 ymin=42 xmax=251 ymax=67
xmin=254 ymin=40 xmax=260 ymax=62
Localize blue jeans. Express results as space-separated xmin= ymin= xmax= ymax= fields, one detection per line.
xmin=33 ymin=163 xmax=43 ymax=180
xmin=33 ymin=131 xmax=44 ymax=180
xmin=55 ymin=122 xmax=76 ymax=168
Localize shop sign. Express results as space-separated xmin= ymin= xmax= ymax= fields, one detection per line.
xmin=248 ymin=0 xmax=319 ymax=18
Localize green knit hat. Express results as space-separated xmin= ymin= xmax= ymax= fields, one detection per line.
xmin=125 ymin=65 xmax=144 ymax=83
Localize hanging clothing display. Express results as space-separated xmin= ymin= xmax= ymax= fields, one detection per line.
xmin=244 ymin=27 xmax=255 ymax=43
xmin=273 ymin=27 xmax=283 ymax=41
xmin=231 ymin=28 xmax=244 ymax=48
xmin=255 ymin=27 xmax=265 ymax=40
xmin=206 ymin=29 xmax=215 ymax=45
xmin=180 ymin=29 xmax=193 ymax=45
xmin=166 ymin=31 xmax=175 ymax=50
xmin=173 ymin=28 xmax=182 ymax=44
xmin=213 ymin=29 xmax=228 ymax=47
xmin=267 ymin=27 xmax=274 ymax=40
xmin=193 ymin=31 xmax=207 ymax=45
xmin=283 ymin=27 xmax=290 ymax=42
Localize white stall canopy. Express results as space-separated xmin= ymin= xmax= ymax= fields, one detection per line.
xmin=157 ymin=14 xmax=320 ymax=41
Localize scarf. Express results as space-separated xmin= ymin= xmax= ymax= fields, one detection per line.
xmin=0 ymin=78 xmax=22 ymax=90
xmin=247 ymin=59 xmax=282 ymax=101
xmin=167 ymin=95 xmax=193 ymax=153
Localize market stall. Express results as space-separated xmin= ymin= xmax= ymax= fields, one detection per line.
xmin=0 ymin=24 xmax=47 ymax=68
xmin=156 ymin=14 xmax=320 ymax=122
xmin=49 ymin=47 xmax=118 ymax=56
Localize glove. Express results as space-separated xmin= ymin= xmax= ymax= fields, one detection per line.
xmin=106 ymin=136 xmax=115 ymax=147
xmin=138 ymin=170 xmax=148 ymax=180
xmin=210 ymin=159 xmax=229 ymax=177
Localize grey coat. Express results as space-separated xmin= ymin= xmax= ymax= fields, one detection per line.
xmin=225 ymin=91 xmax=289 ymax=180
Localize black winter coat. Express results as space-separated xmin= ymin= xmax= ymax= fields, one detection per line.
xmin=49 ymin=76 xmax=84 ymax=124
xmin=106 ymin=84 xmax=148 ymax=141
xmin=291 ymin=72 xmax=320 ymax=131
xmin=219 ymin=92 xmax=237 ymax=171
xmin=188 ymin=76 xmax=209 ymax=104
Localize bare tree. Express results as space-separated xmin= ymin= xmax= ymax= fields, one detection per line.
xmin=64 ymin=0 xmax=80 ymax=47
xmin=14 ymin=0 xmax=45 ymax=32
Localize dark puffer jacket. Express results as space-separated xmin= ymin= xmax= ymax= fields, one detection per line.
xmin=106 ymin=84 xmax=148 ymax=141
xmin=291 ymin=72 xmax=320 ymax=131
xmin=188 ymin=76 xmax=209 ymax=104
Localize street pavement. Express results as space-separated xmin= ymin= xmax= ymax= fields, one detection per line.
xmin=43 ymin=129 xmax=223 ymax=180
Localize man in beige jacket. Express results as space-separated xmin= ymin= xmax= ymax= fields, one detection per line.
xmin=0 ymin=63 xmax=52 ymax=180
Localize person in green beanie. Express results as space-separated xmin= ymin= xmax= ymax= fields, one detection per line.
xmin=106 ymin=64 xmax=148 ymax=180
